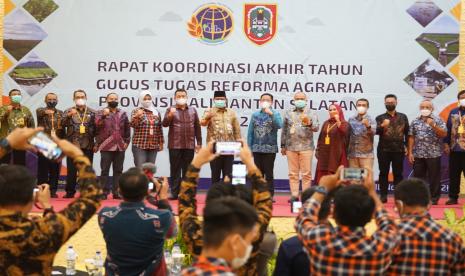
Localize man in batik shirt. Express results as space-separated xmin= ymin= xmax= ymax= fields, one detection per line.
xmin=0 ymin=89 xmax=35 ymax=165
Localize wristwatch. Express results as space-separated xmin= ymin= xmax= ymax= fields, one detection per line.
xmin=0 ymin=138 xmax=12 ymax=153
xmin=314 ymin=186 xmax=328 ymax=196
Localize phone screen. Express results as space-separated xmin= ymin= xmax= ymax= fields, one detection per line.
xmin=29 ymin=132 xmax=62 ymax=160
xmin=215 ymin=142 xmax=241 ymax=155
xmin=342 ymin=168 xmax=365 ymax=181
xmin=232 ymin=164 xmax=247 ymax=185
xmin=292 ymin=201 xmax=302 ymax=213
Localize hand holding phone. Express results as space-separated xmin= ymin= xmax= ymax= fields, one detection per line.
xmin=232 ymin=163 xmax=247 ymax=185
xmin=29 ymin=132 xmax=62 ymax=160
xmin=340 ymin=168 xmax=366 ymax=182
xmin=213 ymin=141 xmax=242 ymax=155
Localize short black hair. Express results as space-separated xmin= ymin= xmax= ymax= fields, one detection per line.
xmin=356 ymin=98 xmax=369 ymax=107
xmin=206 ymin=182 xmax=253 ymax=205
xmin=457 ymin=90 xmax=465 ymax=99
xmin=73 ymin=89 xmax=87 ymax=98
xmin=8 ymin=89 xmax=20 ymax=96
xmin=118 ymin=168 xmax=149 ymax=202
xmin=333 ymin=185 xmax=375 ymax=228
xmin=301 ymin=187 xmax=335 ymax=221
xmin=45 ymin=92 xmax=57 ymax=100
xmin=260 ymin=93 xmax=274 ymax=101
xmin=384 ymin=94 xmax=397 ymax=100
xmin=174 ymin=89 xmax=187 ymax=96
xmin=203 ymin=196 xmax=258 ymax=248
xmin=106 ymin=92 xmax=118 ymax=99
xmin=394 ymin=178 xmax=430 ymax=207
xmin=0 ymin=165 xmax=36 ymax=206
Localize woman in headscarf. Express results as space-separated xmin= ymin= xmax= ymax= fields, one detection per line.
xmin=130 ymin=91 xmax=164 ymax=168
xmin=315 ymin=104 xmax=349 ymax=184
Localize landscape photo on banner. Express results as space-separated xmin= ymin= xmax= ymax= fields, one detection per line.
xmin=1 ymin=0 xmax=463 ymax=192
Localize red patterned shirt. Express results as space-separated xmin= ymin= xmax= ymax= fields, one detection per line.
xmin=130 ymin=108 xmax=164 ymax=150
xmin=295 ymin=198 xmax=399 ymax=275
xmin=388 ymin=212 xmax=465 ymax=275
xmin=182 ymin=256 xmax=235 ymax=276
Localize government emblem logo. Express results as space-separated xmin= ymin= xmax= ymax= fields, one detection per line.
xmin=244 ymin=4 xmax=277 ymax=45
xmin=187 ymin=3 xmax=234 ymax=45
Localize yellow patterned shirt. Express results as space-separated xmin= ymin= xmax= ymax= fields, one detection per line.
xmin=0 ymin=156 xmax=103 ymax=275
xmin=203 ymin=108 xmax=241 ymax=143
xmin=0 ymin=105 xmax=35 ymax=138
xmin=179 ymin=164 xmax=272 ymax=276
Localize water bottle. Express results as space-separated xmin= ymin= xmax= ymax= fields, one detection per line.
xmin=65 ymin=245 xmax=77 ymax=275
xmin=171 ymin=244 xmax=183 ymax=275
xmin=94 ymin=251 xmax=104 ymax=276
xmin=164 ymin=249 xmax=172 ymax=275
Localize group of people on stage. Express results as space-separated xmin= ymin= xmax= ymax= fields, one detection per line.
xmin=1 ymin=88 xmax=464 ymax=205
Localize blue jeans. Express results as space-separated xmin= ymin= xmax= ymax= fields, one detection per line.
xmin=132 ymin=146 xmax=158 ymax=168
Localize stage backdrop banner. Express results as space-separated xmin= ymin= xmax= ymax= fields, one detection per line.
xmin=2 ymin=0 xmax=462 ymax=191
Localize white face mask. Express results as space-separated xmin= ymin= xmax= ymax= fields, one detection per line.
xmin=460 ymin=99 xmax=465 ymax=107
xmin=75 ymin=99 xmax=86 ymax=106
xmin=356 ymin=106 xmax=367 ymax=114
xmin=420 ymin=109 xmax=431 ymax=117
xmin=260 ymin=101 xmax=271 ymax=109
xmin=231 ymin=236 xmax=253 ymax=269
xmin=176 ymin=98 xmax=187 ymax=105
xmin=141 ymin=100 xmax=152 ymax=108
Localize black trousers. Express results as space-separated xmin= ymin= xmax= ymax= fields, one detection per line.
xmin=169 ymin=149 xmax=195 ymax=197
xmin=413 ymin=157 xmax=441 ymax=202
xmin=0 ymin=150 xmax=26 ymax=165
xmin=377 ymin=151 xmax=404 ymax=197
xmin=253 ymin=152 xmax=276 ymax=196
xmin=210 ymin=155 xmax=234 ymax=184
xmin=100 ymin=151 xmax=125 ymax=195
xmin=449 ymin=151 xmax=465 ymax=200
xmin=37 ymin=153 xmax=61 ymax=194
xmin=66 ymin=149 xmax=94 ymax=195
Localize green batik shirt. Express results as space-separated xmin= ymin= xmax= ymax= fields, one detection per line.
xmin=179 ymin=165 xmax=273 ymax=276
xmin=0 ymin=105 xmax=35 ymax=138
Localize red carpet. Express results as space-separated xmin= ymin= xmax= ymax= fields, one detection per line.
xmin=33 ymin=193 xmax=463 ymax=220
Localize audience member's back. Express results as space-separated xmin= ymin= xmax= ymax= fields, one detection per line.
xmin=389 ymin=178 xmax=465 ymax=275
xmin=274 ymin=187 xmax=333 ymax=276
xmin=98 ymin=168 xmax=176 ymax=276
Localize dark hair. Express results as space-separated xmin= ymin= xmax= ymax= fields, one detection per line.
xmin=457 ymin=90 xmax=465 ymax=99
xmin=8 ymin=89 xmax=20 ymax=96
xmin=118 ymin=168 xmax=149 ymax=202
xmin=0 ymin=165 xmax=36 ymax=206
xmin=174 ymin=89 xmax=187 ymax=96
xmin=384 ymin=94 xmax=397 ymax=100
xmin=356 ymin=98 xmax=369 ymax=107
xmin=45 ymin=92 xmax=57 ymax=100
xmin=333 ymin=185 xmax=375 ymax=228
xmin=73 ymin=89 xmax=87 ymax=98
xmin=260 ymin=93 xmax=274 ymax=101
xmin=206 ymin=182 xmax=253 ymax=205
xmin=203 ymin=196 xmax=258 ymax=248
xmin=394 ymin=178 xmax=430 ymax=207
xmin=301 ymin=187 xmax=334 ymax=221
xmin=106 ymin=92 xmax=118 ymax=99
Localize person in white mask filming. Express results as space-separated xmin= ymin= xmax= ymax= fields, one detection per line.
xmin=347 ymin=98 xmax=376 ymax=171
xmin=407 ymin=100 xmax=447 ymax=205
xmin=162 ymin=89 xmax=202 ymax=200
xmin=181 ymin=196 xmax=259 ymax=275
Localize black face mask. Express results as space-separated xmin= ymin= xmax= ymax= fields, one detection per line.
xmin=46 ymin=101 xmax=57 ymax=108
xmin=108 ymin=101 xmax=118 ymax=108
xmin=385 ymin=104 xmax=396 ymax=112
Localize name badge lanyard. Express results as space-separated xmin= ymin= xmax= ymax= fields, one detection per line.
xmin=51 ymin=112 xmax=56 ymax=136
xmin=77 ymin=107 xmax=88 ymax=134
xmin=147 ymin=112 xmax=156 ymax=136
xmin=459 ymin=110 xmax=464 ymax=134
xmin=325 ymin=122 xmax=338 ymax=145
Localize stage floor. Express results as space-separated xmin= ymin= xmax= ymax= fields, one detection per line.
xmin=34 ymin=192 xmax=464 ymax=219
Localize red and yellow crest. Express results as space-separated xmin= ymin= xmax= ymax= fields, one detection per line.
xmin=244 ymin=4 xmax=277 ymax=45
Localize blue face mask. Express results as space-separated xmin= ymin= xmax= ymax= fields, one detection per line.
xmin=11 ymin=95 xmax=22 ymax=104
xmin=294 ymin=100 xmax=306 ymax=109
xmin=214 ymin=100 xmax=226 ymax=108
